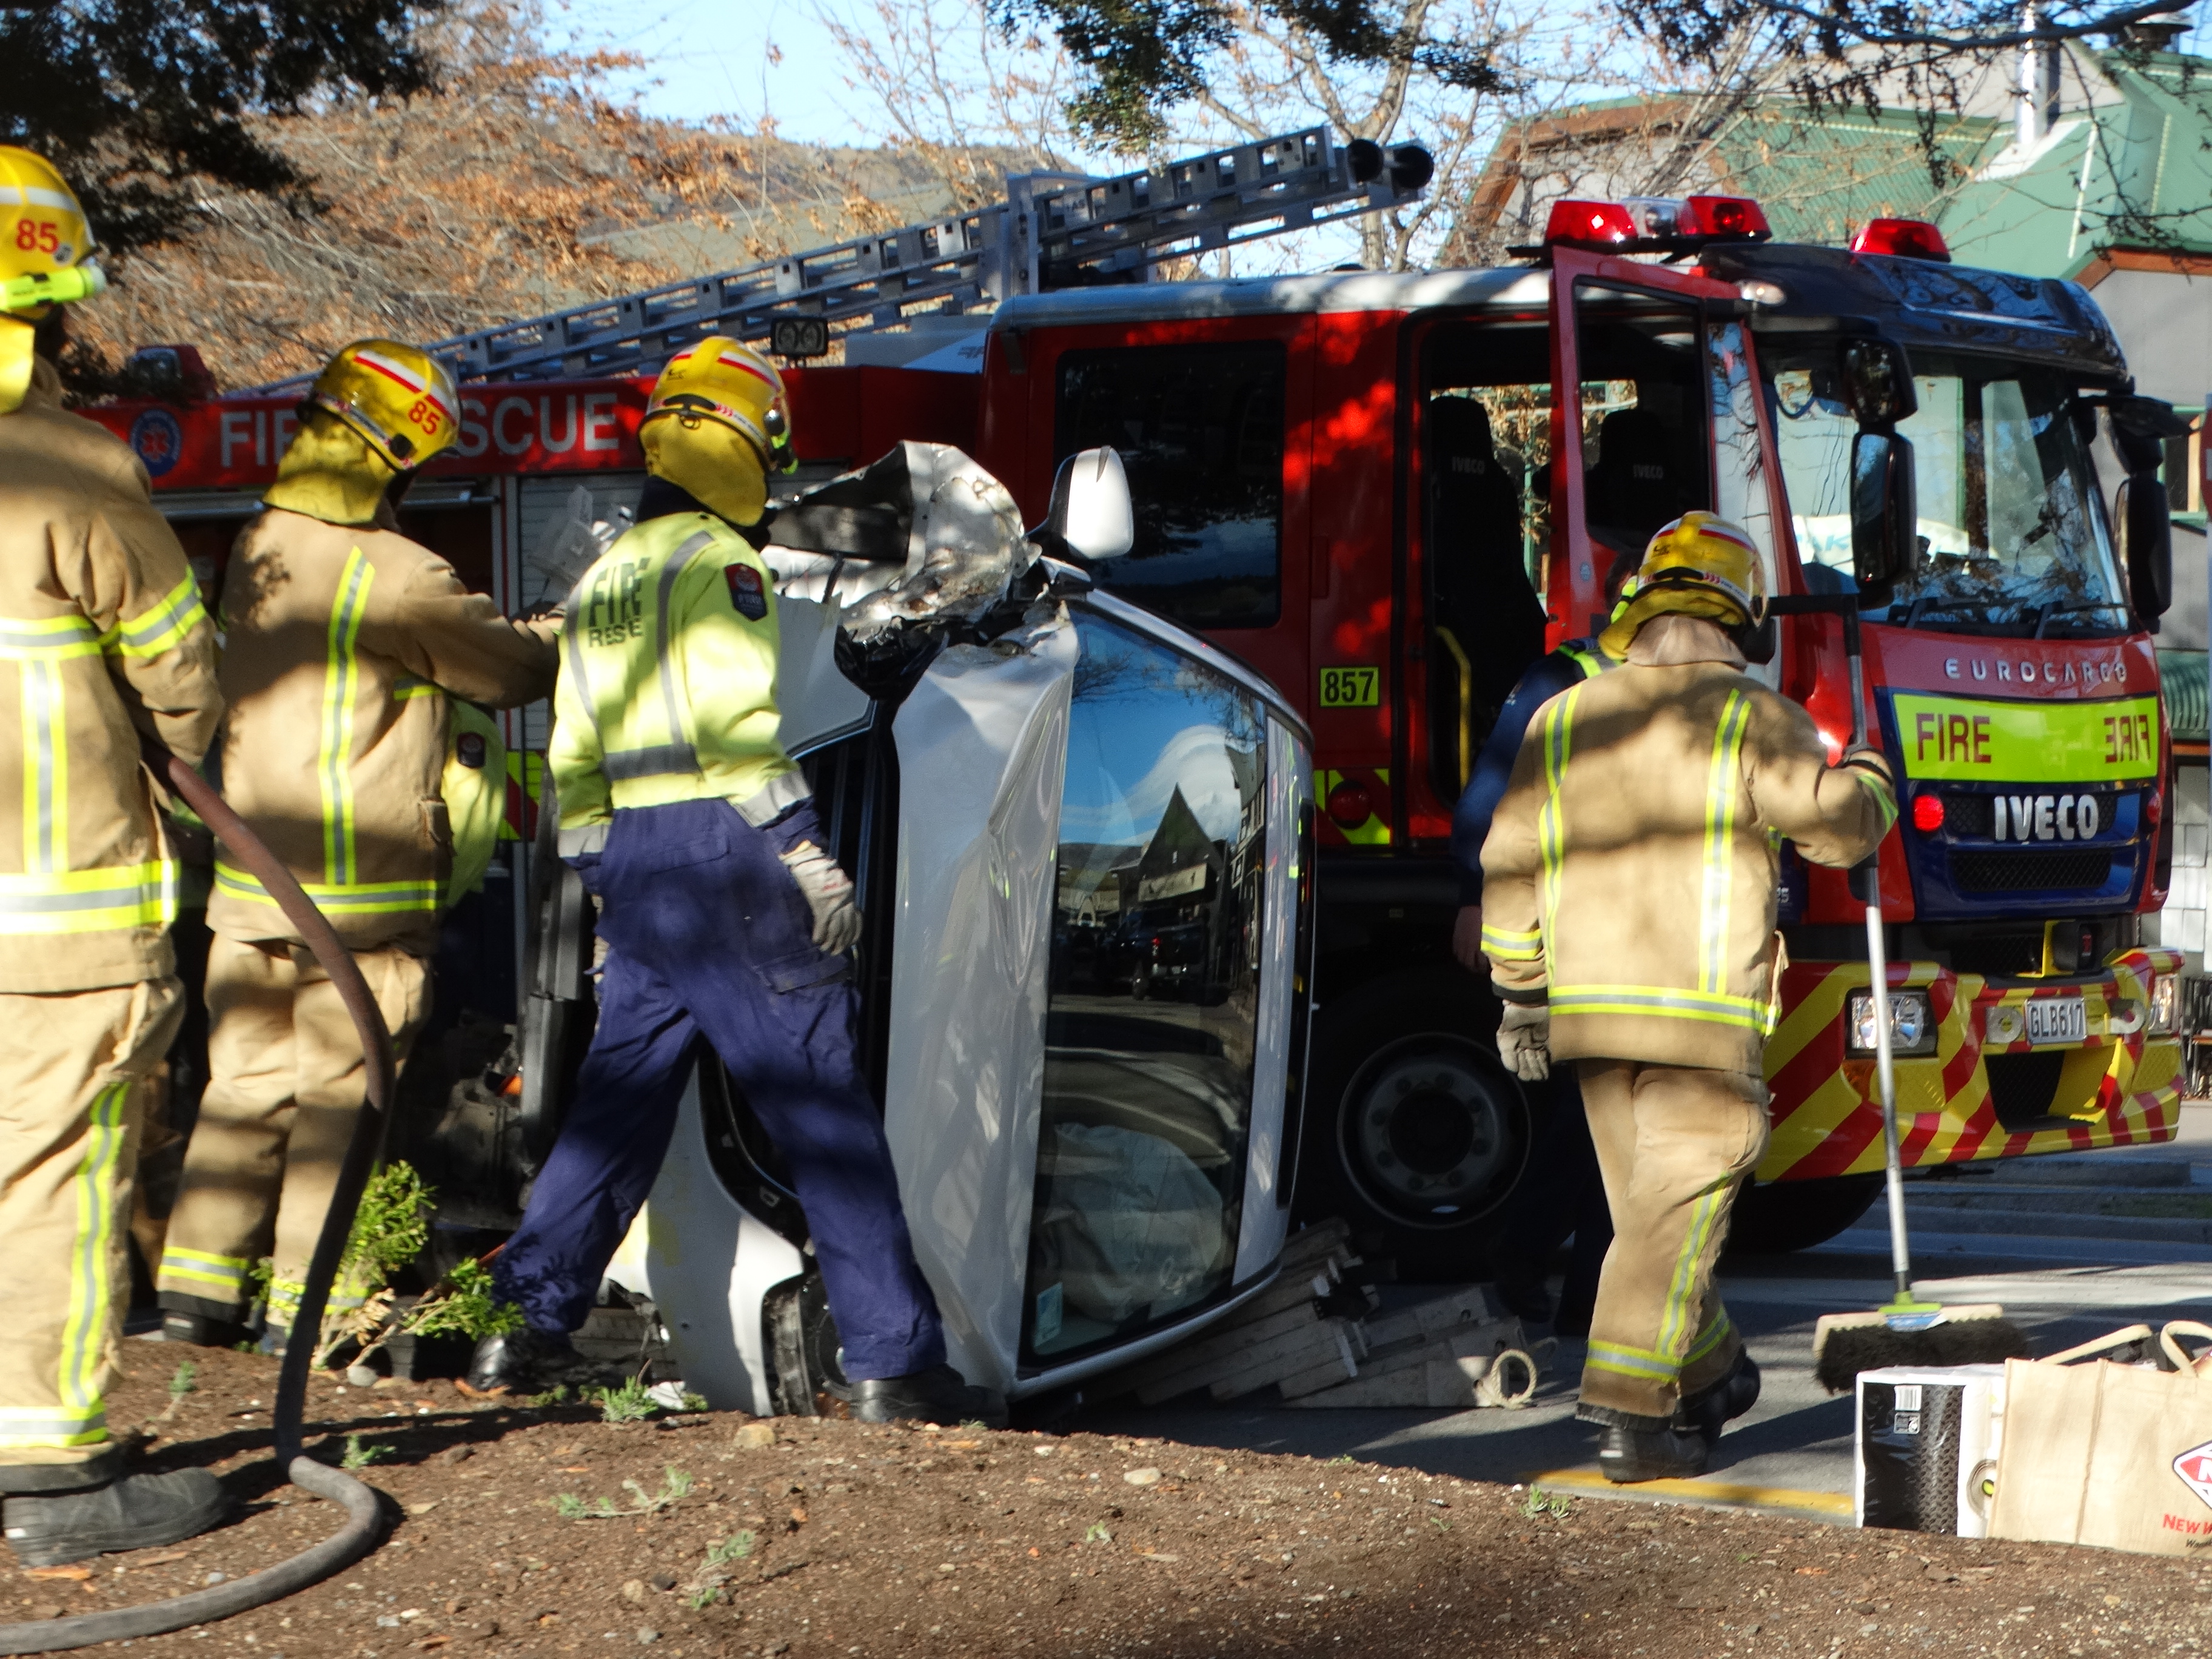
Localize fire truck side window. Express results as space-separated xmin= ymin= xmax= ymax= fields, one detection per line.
xmin=1575 ymin=287 xmax=1713 ymax=569
xmin=1027 ymin=612 xmax=1265 ymax=1361
xmin=1054 ymin=342 xmax=1285 ymax=629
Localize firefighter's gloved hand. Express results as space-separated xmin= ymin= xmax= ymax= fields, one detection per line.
xmin=1497 ymin=1001 xmax=1551 ymax=1082
xmin=779 ymin=840 xmax=863 ymax=954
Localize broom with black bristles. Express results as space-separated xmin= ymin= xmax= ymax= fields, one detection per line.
xmin=1766 ymin=594 xmax=2030 ymax=1393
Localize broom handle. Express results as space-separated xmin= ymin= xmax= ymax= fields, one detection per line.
xmin=1840 ymin=612 xmax=1912 ymax=1305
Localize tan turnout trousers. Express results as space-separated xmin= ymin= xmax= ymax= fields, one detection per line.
xmin=0 ymin=979 xmax=181 ymax=1471
xmin=156 ymin=934 xmax=429 ymax=1332
xmin=1576 ymin=1057 xmax=1768 ymax=1427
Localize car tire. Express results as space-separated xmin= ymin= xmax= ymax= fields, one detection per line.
xmin=1292 ymin=972 xmax=1538 ymax=1280
xmin=1724 ymin=1172 xmax=1883 ymax=1255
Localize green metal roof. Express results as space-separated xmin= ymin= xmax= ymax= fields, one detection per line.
xmin=1493 ymin=49 xmax=2212 ymax=276
xmin=1704 ymin=106 xmax=1995 ymax=247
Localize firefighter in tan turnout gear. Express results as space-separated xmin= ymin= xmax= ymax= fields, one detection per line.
xmin=156 ymin=340 xmax=559 ymax=1350
xmin=1481 ymin=512 xmax=1897 ymax=1483
xmin=0 ymin=149 xmax=230 ymax=1565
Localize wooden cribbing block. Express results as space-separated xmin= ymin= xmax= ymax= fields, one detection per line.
xmin=1202 ymin=1319 xmax=1361 ymax=1403
xmin=1124 ymin=1303 xmax=1321 ymax=1398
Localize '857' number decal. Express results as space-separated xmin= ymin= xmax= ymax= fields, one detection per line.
xmin=1319 ymin=666 xmax=1381 ymax=708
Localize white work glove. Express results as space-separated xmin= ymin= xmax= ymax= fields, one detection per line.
xmin=1497 ymin=1001 xmax=1551 ymax=1082
xmin=778 ymin=840 xmax=863 ymax=956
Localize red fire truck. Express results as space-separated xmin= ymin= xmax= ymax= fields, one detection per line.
xmin=93 ymin=132 xmax=2188 ymax=1272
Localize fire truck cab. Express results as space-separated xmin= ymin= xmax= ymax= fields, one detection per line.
xmin=957 ymin=197 xmax=2187 ymax=1266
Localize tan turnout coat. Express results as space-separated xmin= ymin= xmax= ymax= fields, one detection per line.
xmin=208 ymin=508 xmax=558 ymax=953
xmin=1481 ymin=618 xmax=1895 ymax=1075
xmin=0 ymin=360 xmax=223 ymax=992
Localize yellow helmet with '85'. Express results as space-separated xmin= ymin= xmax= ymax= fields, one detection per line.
xmin=306 ymin=339 xmax=461 ymax=471
xmin=1 ymin=147 xmax=106 ymax=320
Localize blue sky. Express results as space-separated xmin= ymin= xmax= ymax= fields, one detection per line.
xmin=548 ymin=0 xmax=881 ymax=144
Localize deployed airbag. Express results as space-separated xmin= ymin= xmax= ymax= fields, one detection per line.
xmin=1031 ymin=1122 xmax=1228 ymax=1325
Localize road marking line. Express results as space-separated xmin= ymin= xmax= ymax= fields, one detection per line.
xmin=1532 ymin=1468 xmax=1854 ymax=1516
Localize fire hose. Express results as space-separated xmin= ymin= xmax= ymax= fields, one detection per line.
xmin=0 ymin=748 xmax=397 ymax=1655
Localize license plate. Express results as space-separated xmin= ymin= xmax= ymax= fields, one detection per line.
xmin=2025 ymin=996 xmax=2087 ymax=1045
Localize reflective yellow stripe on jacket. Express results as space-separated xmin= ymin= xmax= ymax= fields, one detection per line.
xmin=0 ymin=609 xmax=181 ymax=934
xmin=1544 ymin=685 xmax=1772 ymax=1036
xmin=320 ymin=548 xmax=374 ymax=888
xmin=213 ymin=548 xmax=433 ymax=921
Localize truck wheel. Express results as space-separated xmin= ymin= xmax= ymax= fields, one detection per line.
xmin=1725 ymin=1173 xmax=1882 ymax=1255
xmin=1295 ymin=976 xmax=1535 ymax=1279
xmin=1130 ymin=965 xmax=1151 ymax=1001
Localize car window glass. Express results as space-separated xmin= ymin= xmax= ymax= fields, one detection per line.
xmin=1027 ymin=611 xmax=1266 ymax=1361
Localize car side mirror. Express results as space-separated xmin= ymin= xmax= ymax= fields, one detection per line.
xmin=1851 ymin=429 xmax=1915 ymax=605
xmin=1839 ymin=338 xmax=1916 ymax=427
xmin=1036 ymin=446 xmax=1134 ymax=563
xmin=2116 ymin=471 xmax=2173 ymax=620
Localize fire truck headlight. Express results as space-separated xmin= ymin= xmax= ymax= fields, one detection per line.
xmin=1985 ymin=1002 xmax=2026 ymax=1046
xmin=1848 ymin=989 xmax=1936 ymax=1056
xmin=2150 ymin=973 xmax=2181 ymax=1037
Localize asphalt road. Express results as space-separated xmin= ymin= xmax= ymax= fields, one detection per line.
xmin=1086 ymin=1102 xmax=2212 ymax=1520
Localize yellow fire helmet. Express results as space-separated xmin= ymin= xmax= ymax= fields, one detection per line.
xmin=1 ymin=148 xmax=107 ymax=415
xmin=639 ymin=337 xmax=794 ymax=526
xmin=305 ymin=339 xmax=461 ymax=472
xmin=1 ymin=147 xmax=105 ymax=319
xmin=1598 ymin=511 xmax=1768 ymax=660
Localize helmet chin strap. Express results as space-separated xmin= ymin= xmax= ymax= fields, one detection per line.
xmin=0 ymin=318 xmax=36 ymax=416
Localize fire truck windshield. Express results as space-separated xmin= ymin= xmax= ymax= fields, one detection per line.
xmin=1763 ymin=348 xmax=2129 ymax=635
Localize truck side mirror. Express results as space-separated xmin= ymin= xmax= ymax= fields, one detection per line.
xmin=2116 ymin=471 xmax=2173 ymax=620
xmin=1850 ymin=429 xmax=1915 ymax=604
xmin=1839 ymin=338 xmax=1916 ymax=426
xmin=1037 ymin=446 xmax=1135 ymax=563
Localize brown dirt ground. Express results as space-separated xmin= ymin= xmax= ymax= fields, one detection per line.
xmin=7 ymin=1344 xmax=2212 ymax=1656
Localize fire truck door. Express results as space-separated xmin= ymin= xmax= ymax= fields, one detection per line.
xmin=1544 ymin=250 xmax=1749 ymax=649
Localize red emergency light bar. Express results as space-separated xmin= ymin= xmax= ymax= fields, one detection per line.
xmin=1530 ymin=193 xmax=1772 ymax=256
xmin=1850 ymin=218 xmax=1951 ymax=262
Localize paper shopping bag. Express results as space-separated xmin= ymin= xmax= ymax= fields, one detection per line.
xmin=1991 ymin=1324 xmax=2212 ymax=1555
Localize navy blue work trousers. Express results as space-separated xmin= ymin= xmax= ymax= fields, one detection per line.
xmin=491 ymin=796 xmax=946 ymax=1381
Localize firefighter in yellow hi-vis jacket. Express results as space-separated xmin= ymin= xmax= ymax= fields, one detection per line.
xmin=156 ymin=340 xmax=559 ymax=1351
xmin=1481 ymin=513 xmax=1895 ymax=1484
xmin=466 ymin=338 xmax=1002 ymax=1427
xmin=0 ymin=148 xmax=230 ymax=1564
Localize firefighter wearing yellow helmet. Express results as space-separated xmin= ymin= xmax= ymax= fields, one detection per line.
xmin=0 ymin=148 xmax=230 ymax=1564
xmin=467 ymin=337 xmax=1002 ymax=1426
xmin=1480 ymin=511 xmax=1895 ymax=1484
xmin=156 ymin=339 xmax=560 ymax=1352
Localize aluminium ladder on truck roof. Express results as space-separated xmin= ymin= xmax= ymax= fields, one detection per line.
xmin=243 ymin=125 xmax=1429 ymax=395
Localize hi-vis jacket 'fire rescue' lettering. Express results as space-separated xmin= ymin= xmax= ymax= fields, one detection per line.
xmin=551 ymin=511 xmax=801 ymax=850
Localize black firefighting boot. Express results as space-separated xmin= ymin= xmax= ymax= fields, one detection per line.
xmin=1679 ymin=1349 xmax=1761 ymax=1448
xmin=159 ymin=1310 xmax=252 ymax=1349
xmin=1595 ymin=1422 xmax=1711 ymax=1484
xmin=467 ymin=1325 xmax=603 ymax=1396
xmin=848 ymin=1366 xmax=1008 ymax=1429
xmin=1 ymin=1466 xmax=227 ymax=1567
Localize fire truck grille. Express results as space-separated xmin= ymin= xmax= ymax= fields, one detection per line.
xmin=1949 ymin=848 xmax=2115 ymax=894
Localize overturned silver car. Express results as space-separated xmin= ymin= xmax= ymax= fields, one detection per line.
xmin=506 ymin=446 xmax=1318 ymax=1412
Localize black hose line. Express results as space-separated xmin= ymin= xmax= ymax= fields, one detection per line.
xmin=0 ymin=749 xmax=398 ymax=1655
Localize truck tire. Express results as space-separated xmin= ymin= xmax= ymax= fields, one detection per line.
xmin=1293 ymin=974 xmax=1537 ymax=1279
xmin=1725 ymin=1172 xmax=1883 ymax=1255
